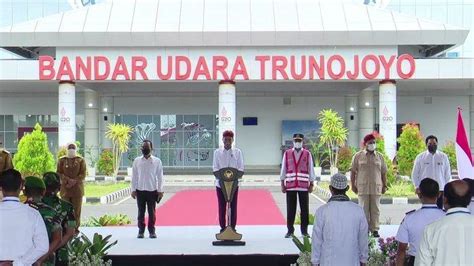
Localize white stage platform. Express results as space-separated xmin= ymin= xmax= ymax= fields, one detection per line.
xmin=80 ymin=224 xmax=400 ymax=256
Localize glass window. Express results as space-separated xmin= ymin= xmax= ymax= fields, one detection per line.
xmin=4 ymin=115 xmax=16 ymax=131
xmin=138 ymin=115 xmax=153 ymax=124
xmin=199 ymin=130 xmax=214 ymax=148
xmin=38 ymin=115 xmax=58 ymax=127
xmin=158 ymin=149 xmax=169 ymax=166
xmin=0 ymin=133 xmax=4 ymax=147
xmin=46 ymin=132 xmax=58 ymax=155
xmin=199 ymin=149 xmax=214 ymax=166
xmin=171 ymin=131 xmax=182 ymax=148
xmin=0 ymin=115 xmax=4 ymax=131
xmin=199 ymin=115 xmax=215 ymax=130
xmin=152 ymin=131 xmax=161 ymax=149
xmin=114 ymin=115 xmax=123 ymax=123
xmin=76 ymin=131 xmax=85 ymax=149
xmin=153 ymin=115 xmax=161 ymax=130
xmin=160 ymin=131 xmax=169 ymax=149
xmin=5 ymin=132 xmax=17 ymax=149
xmin=76 ymin=115 xmax=85 ymax=131
xmin=170 ymin=149 xmax=183 ymax=167
xmin=183 ymin=149 xmax=199 ymax=167
xmin=122 ymin=115 xmax=137 ymax=127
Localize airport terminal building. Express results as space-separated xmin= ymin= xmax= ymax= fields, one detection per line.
xmin=0 ymin=0 xmax=473 ymax=171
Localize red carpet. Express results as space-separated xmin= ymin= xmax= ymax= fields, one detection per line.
xmin=149 ymin=189 xmax=285 ymax=226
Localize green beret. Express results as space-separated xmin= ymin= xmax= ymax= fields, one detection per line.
xmin=24 ymin=176 xmax=46 ymax=190
xmin=43 ymin=172 xmax=60 ymax=186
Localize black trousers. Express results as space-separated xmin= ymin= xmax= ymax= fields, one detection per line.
xmin=436 ymin=191 xmax=444 ymax=209
xmin=216 ymin=186 xmax=239 ymax=230
xmin=286 ymin=190 xmax=309 ymax=234
xmin=406 ymin=255 xmax=415 ymax=266
xmin=137 ymin=190 xmax=158 ymax=234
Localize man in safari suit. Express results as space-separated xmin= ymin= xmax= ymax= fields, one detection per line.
xmin=57 ymin=142 xmax=86 ymax=230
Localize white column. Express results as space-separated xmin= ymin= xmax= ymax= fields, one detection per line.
xmin=84 ymin=90 xmax=99 ymax=165
xmin=359 ymin=88 xmax=375 ymax=144
xmin=218 ymin=80 xmax=236 ymax=146
xmin=345 ymin=96 xmax=359 ymax=148
xmin=100 ymin=96 xmax=114 ymax=149
xmin=379 ymin=80 xmax=397 ymax=159
xmin=58 ymin=81 xmax=76 ymax=147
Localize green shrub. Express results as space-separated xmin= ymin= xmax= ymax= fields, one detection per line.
xmin=373 ymin=131 xmax=397 ymax=187
xmin=295 ymin=213 xmax=315 ymax=225
xmin=386 ymin=181 xmax=416 ymax=197
xmin=13 ymin=123 xmax=55 ymax=176
xmin=397 ymin=123 xmax=425 ymax=176
xmin=337 ymin=146 xmax=354 ymax=173
xmin=97 ymin=149 xmax=114 ymax=176
xmin=82 ymin=214 xmax=131 ymax=227
xmin=441 ymin=141 xmax=457 ymax=170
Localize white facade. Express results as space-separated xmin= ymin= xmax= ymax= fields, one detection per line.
xmin=0 ymin=0 xmax=473 ymax=170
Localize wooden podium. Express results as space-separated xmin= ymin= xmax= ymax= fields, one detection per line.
xmin=212 ymin=167 xmax=245 ymax=246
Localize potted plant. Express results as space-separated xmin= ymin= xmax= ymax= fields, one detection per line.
xmin=292 ymin=235 xmax=312 ymax=266
xmin=126 ymin=146 xmax=138 ymax=178
xmin=85 ymin=145 xmax=99 ymax=179
xmin=309 ymin=140 xmax=328 ymax=180
xmin=318 ymin=109 xmax=348 ymax=176
xmin=105 ymin=123 xmax=134 ymax=179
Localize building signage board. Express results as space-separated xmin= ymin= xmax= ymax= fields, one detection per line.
xmin=39 ymin=54 xmax=415 ymax=81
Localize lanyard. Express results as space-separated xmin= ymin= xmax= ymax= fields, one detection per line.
xmin=446 ymin=211 xmax=471 ymax=216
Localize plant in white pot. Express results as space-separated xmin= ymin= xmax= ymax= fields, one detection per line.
xmin=309 ymin=140 xmax=329 ymax=180
xmin=85 ymin=145 xmax=99 ymax=180
xmin=126 ymin=147 xmax=138 ymax=180
xmin=318 ymin=109 xmax=348 ymax=176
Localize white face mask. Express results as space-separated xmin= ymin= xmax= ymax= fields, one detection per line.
xmin=367 ymin=143 xmax=376 ymax=152
xmin=294 ymin=142 xmax=303 ymax=149
xmin=67 ymin=149 xmax=76 ymax=158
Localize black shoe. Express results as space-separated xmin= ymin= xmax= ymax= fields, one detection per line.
xmin=220 ymin=228 xmax=225 ymax=233
xmin=284 ymin=232 xmax=294 ymax=238
xmin=137 ymin=233 xmax=144 ymax=239
xmin=302 ymin=232 xmax=310 ymax=237
xmin=149 ymin=233 xmax=157 ymax=239
xmin=372 ymin=231 xmax=380 ymax=238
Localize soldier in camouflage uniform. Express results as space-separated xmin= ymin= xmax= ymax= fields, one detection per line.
xmin=24 ymin=176 xmax=62 ymax=266
xmin=57 ymin=143 xmax=86 ymax=229
xmin=42 ymin=172 xmax=77 ymax=266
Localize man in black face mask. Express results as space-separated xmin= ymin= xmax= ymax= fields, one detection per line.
xmin=412 ymin=135 xmax=451 ymax=209
xmin=131 ymin=140 xmax=164 ymax=238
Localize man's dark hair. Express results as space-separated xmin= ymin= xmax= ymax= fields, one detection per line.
xmin=0 ymin=169 xmax=23 ymax=192
xmin=143 ymin=139 xmax=153 ymax=149
xmin=444 ymin=181 xmax=471 ymax=208
xmin=425 ymin=135 xmax=438 ymax=145
xmin=464 ymin=178 xmax=474 ymax=198
xmin=330 ymin=186 xmax=348 ymax=195
xmin=419 ymin=178 xmax=439 ymax=198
